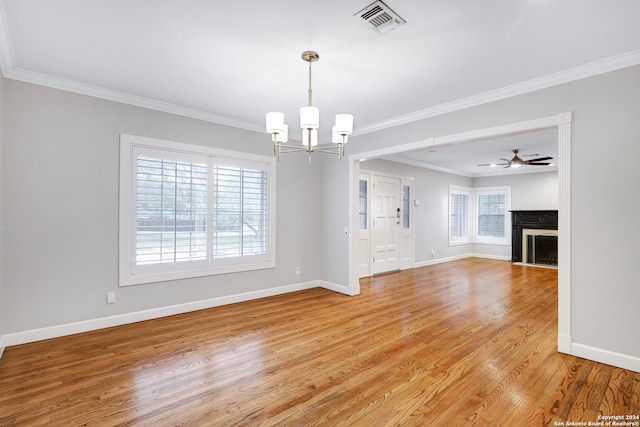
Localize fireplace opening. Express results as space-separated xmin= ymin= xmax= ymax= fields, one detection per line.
xmin=522 ymin=228 xmax=558 ymax=267
xmin=526 ymin=235 xmax=558 ymax=266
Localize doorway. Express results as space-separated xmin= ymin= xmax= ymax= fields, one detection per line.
xmin=349 ymin=112 xmax=572 ymax=354
xmin=356 ymin=172 xmax=415 ymax=277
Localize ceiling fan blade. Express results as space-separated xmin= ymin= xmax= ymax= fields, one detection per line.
xmin=526 ymin=162 xmax=552 ymax=166
xmin=525 ymin=156 xmax=553 ymax=163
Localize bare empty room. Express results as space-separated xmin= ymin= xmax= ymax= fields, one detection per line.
xmin=0 ymin=1 xmax=639 ymax=425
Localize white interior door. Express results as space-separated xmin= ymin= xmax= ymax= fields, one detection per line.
xmin=371 ymin=175 xmax=400 ymax=274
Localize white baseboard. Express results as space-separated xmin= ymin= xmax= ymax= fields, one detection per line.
xmin=469 ymin=253 xmax=512 ymax=261
xmin=414 ymin=254 xmax=468 ymax=268
xmin=557 ymin=334 xmax=572 ymax=354
xmin=571 ymin=342 xmax=640 ymax=373
xmin=320 ymin=280 xmax=359 ymax=296
xmin=0 ymin=335 xmax=5 ymax=359
xmin=2 ymin=280 xmax=348 ymax=349
xmin=414 ymin=253 xmax=511 ymax=268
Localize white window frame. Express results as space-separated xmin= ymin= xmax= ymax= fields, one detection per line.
xmin=474 ymin=186 xmax=511 ymax=246
xmin=119 ymin=134 xmax=276 ymax=286
xmin=449 ymin=185 xmax=511 ymax=246
xmin=449 ymin=185 xmax=471 ymax=245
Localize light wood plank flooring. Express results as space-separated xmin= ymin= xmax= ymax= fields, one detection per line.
xmin=0 ymin=258 xmax=638 ymax=426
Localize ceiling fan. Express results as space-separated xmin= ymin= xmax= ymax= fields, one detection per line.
xmin=478 ymin=149 xmax=553 ymax=169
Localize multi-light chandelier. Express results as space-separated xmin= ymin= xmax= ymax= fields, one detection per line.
xmin=266 ymin=51 xmax=353 ymax=161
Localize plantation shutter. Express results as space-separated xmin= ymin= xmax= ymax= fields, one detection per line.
xmin=135 ymin=154 xmax=208 ymax=266
xmin=213 ymin=165 xmax=268 ymax=260
xmin=450 ymin=192 xmax=470 ymax=239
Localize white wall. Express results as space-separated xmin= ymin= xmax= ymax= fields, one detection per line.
xmin=1 ymin=79 xmax=321 ymax=336
xmin=345 ymin=65 xmax=640 ymax=366
xmin=0 ymin=76 xmax=5 ymax=356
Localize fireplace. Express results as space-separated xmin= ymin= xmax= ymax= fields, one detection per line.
xmin=523 ymin=228 xmax=558 ymax=266
xmin=511 ymin=210 xmax=558 ymax=266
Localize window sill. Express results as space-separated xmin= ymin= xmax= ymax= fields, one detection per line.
xmin=120 ymin=259 xmax=276 ymax=287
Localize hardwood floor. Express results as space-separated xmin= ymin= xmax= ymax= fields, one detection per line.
xmin=0 ymin=258 xmax=638 ymax=426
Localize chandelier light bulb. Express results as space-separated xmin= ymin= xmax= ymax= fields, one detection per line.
xmin=302 ymin=129 xmax=318 ymax=147
xmin=332 ymin=125 xmax=348 ymax=144
xmin=334 ymin=114 xmax=354 ymax=135
xmin=276 ymin=124 xmax=288 ymax=143
xmin=266 ymin=112 xmax=285 ymax=134
xmin=300 ymin=106 xmax=319 ymax=129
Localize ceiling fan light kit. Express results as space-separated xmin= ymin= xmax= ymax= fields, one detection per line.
xmin=265 ymin=51 xmax=354 ymax=162
xmin=478 ymin=149 xmax=553 ymax=169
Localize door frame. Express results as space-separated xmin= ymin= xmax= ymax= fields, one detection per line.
xmin=348 ymin=112 xmax=572 ymax=354
xmin=357 ymin=169 xmax=415 ymax=277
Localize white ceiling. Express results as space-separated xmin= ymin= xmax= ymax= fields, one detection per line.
xmin=385 ymin=127 xmax=559 ymax=177
xmin=1 ymin=0 xmax=639 ymax=175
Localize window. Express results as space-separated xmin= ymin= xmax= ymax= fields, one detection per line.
xmin=119 ymin=134 xmax=276 ymax=286
xmin=359 ymin=179 xmax=368 ymax=230
xmin=475 ymin=187 xmax=510 ymax=245
xmin=402 ymin=184 xmax=411 ymax=229
xmin=449 ymin=185 xmax=510 ymax=246
xmin=449 ymin=186 xmax=471 ymax=244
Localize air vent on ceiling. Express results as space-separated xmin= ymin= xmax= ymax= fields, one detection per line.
xmin=354 ymin=0 xmax=406 ymax=34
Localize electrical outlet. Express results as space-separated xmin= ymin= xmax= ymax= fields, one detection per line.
xmin=107 ymin=291 xmax=116 ymax=304
xmin=431 ymin=249 xmax=435 ymax=259
xmin=295 ymin=267 xmax=300 ymax=275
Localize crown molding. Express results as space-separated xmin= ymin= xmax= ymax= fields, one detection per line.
xmin=355 ymin=49 xmax=640 ymax=136
xmin=3 ymin=67 xmax=264 ymax=133
xmin=1 ymin=0 xmax=639 ymax=137
xmin=383 ymin=155 xmax=472 ymax=177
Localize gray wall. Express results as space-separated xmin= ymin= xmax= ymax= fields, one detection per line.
xmin=347 ymin=65 xmax=640 ymax=360
xmin=2 ymin=79 xmax=319 ymax=333
xmin=474 ymin=171 xmax=558 ymax=210
xmin=317 ymin=154 xmax=352 ymax=285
